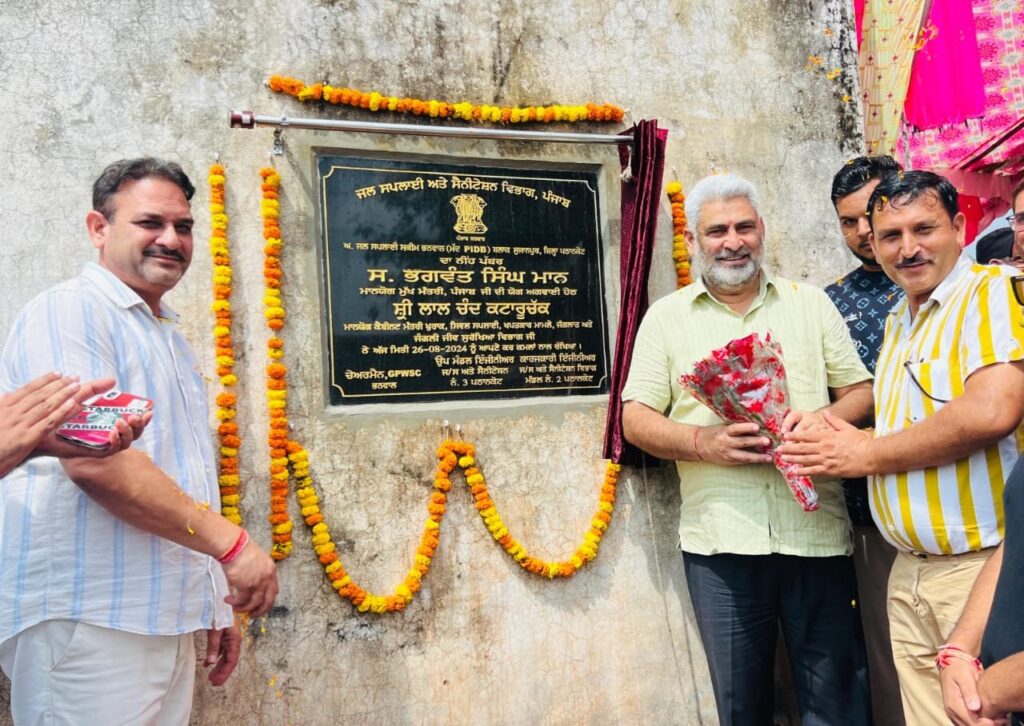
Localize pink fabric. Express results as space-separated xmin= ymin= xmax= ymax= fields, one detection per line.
xmin=855 ymin=0 xmax=866 ymax=49
xmin=899 ymin=0 xmax=1024 ymax=171
xmin=903 ymin=0 xmax=985 ymax=129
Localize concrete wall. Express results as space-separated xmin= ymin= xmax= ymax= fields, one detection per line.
xmin=0 ymin=1 xmax=861 ymax=723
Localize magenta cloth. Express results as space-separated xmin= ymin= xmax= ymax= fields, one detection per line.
xmin=903 ymin=0 xmax=985 ymax=130
xmin=854 ymin=0 xmax=866 ymax=48
xmin=899 ymin=0 xmax=1024 ymax=172
xmin=602 ymin=120 xmax=667 ymax=465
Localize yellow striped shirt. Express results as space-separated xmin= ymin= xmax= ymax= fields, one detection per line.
xmin=872 ymin=255 xmax=1024 ymax=555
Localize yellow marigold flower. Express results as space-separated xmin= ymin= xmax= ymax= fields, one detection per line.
xmin=407 ymin=568 xmax=423 ymax=580
xmin=570 ymin=554 xmax=584 ymax=568
xmin=215 ymin=409 xmax=236 ymax=421
xmin=467 ymin=473 xmax=484 ymax=485
xmin=301 ymin=504 xmax=320 ymax=517
xmin=220 ymin=374 xmax=237 ymax=386
xmin=314 ymin=542 xmax=335 ymax=556
xmin=219 ymin=474 xmax=240 ymax=486
xmin=272 ymin=521 xmax=293 ymax=535
xmin=331 ymin=579 xmax=345 ymax=591
xmin=598 ymin=501 xmax=613 ymax=513
xmin=666 ymin=181 xmax=682 ymax=195
xmin=311 ymin=532 xmax=330 ymax=545
xmin=428 ymin=99 xmax=439 ymax=117
xmin=312 ymin=522 xmax=328 ymax=534
xmin=219 ymin=447 xmax=237 ymax=457
xmin=425 ymin=519 xmax=440 ymax=531
xmin=324 ymin=561 xmax=342 ymax=574
xmin=415 ymin=554 xmax=430 ymax=566
xmin=267 ymin=390 xmax=287 ymax=400
xmin=369 ymin=91 xmax=382 ymax=112
xmin=387 ymin=97 xmax=398 ymax=111
xmin=268 ymin=400 xmax=287 ymax=410
xmin=591 ymin=518 xmax=607 ymax=531
xmin=395 ymin=584 xmax=412 ymax=601
xmin=221 ymin=494 xmax=240 ymax=506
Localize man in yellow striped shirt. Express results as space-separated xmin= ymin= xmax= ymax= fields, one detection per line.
xmin=781 ymin=170 xmax=1024 ymax=726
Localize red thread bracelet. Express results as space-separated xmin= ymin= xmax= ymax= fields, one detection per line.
xmin=935 ymin=644 xmax=982 ymax=673
xmin=217 ymin=529 xmax=250 ymax=564
xmin=692 ymin=427 xmax=703 ymax=461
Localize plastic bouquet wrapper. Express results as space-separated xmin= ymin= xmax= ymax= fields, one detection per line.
xmin=678 ymin=332 xmax=819 ymax=512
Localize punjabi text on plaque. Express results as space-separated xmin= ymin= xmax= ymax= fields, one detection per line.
xmin=317 ymin=153 xmax=610 ymax=405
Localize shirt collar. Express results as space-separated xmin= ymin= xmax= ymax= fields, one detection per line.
xmin=81 ymin=262 xmax=180 ymax=322
xmin=921 ymin=253 xmax=972 ymax=311
xmin=691 ymin=268 xmax=776 ymax=310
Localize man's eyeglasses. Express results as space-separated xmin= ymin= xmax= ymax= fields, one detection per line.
xmin=1006 ymin=212 xmax=1024 ymax=231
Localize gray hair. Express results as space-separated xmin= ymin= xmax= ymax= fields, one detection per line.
xmin=684 ymin=173 xmax=762 ymax=234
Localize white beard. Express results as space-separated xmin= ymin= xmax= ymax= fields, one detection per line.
xmin=691 ymin=241 xmax=763 ymax=291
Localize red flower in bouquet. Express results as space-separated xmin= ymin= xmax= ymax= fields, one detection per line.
xmin=679 ymin=332 xmax=820 ymax=512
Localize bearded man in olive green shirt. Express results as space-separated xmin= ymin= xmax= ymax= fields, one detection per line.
xmin=622 ymin=173 xmax=873 ymax=726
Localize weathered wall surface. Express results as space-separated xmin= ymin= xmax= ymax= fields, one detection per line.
xmin=0 ymin=1 xmax=861 ymax=723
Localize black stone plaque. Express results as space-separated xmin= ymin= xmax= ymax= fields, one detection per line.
xmin=316 ymin=152 xmax=610 ymax=405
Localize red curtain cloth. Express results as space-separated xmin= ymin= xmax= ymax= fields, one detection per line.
xmin=602 ymin=120 xmax=668 ymax=465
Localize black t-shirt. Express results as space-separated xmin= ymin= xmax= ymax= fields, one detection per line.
xmin=980 ymin=455 xmax=1024 ymax=724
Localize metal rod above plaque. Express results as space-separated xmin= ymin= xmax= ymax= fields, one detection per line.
xmin=317 ymin=152 xmax=610 ymax=406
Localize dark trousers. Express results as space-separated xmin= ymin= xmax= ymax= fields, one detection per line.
xmin=683 ymin=551 xmax=870 ymax=726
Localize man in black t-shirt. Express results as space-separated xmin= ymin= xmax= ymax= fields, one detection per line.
xmin=825 ymin=156 xmax=905 ymax=726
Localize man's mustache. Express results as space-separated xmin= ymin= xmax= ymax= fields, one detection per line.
xmin=715 ymin=249 xmax=752 ymax=261
xmin=144 ymin=248 xmax=186 ymax=262
xmin=896 ymin=254 xmax=929 ymax=269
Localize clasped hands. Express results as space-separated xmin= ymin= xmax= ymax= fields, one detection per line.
xmin=695 ymin=409 xmax=873 ymax=478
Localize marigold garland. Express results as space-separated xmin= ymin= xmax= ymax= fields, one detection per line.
xmin=666 ymin=181 xmax=692 ymax=288
xmin=455 ymin=443 xmax=621 ymax=578
xmin=259 ymin=166 xmax=293 ymax=561
xmin=267 ymin=75 xmax=625 ymax=125
xmin=208 ymin=164 xmax=242 ymax=526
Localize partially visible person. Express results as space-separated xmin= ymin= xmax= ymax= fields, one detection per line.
xmin=974 ymin=227 xmax=1014 ymax=265
xmin=622 ymin=173 xmax=873 ymax=725
xmin=987 ymin=179 xmax=1024 ymax=269
xmin=0 ymin=372 xmax=150 ymax=478
xmin=825 ymin=154 xmax=906 ymax=726
xmin=780 ymin=171 xmax=1024 ymax=726
xmin=0 ymin=158 xmax=278 ymax=726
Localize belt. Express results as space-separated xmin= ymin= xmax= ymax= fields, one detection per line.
xmin=906 ymin=547 xmax=996 ymax=562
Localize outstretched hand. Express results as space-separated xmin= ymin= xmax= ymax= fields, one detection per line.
xmin=32 ymin=377 xmax=152 ymax=460
xmin=778 ymin=410 xmax=874 ymax=478
xmin=0 ymin=374 xmax=146 ymax=477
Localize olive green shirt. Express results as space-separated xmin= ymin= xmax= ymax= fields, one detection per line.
xmin=621 ymin=272 xmax=871 ymax=556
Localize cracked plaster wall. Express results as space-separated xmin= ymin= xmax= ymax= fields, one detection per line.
xmin=0 ymin=1 xmax=862 ymax=723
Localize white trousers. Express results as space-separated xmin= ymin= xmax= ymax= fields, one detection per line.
xmin=0 ymin=620 xmax=196 ymax=726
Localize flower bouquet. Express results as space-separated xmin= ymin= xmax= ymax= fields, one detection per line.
xmin=678 ymin=332 xmax=819 ymax=512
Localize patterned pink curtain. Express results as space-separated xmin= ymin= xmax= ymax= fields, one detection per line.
xmin=602 ymin=120 xmax=667 ymax=465
xmin=903 ymin=0 xmax=985 ymax=129
xmin=900 ymin=0 xmax=1024 ymax=173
